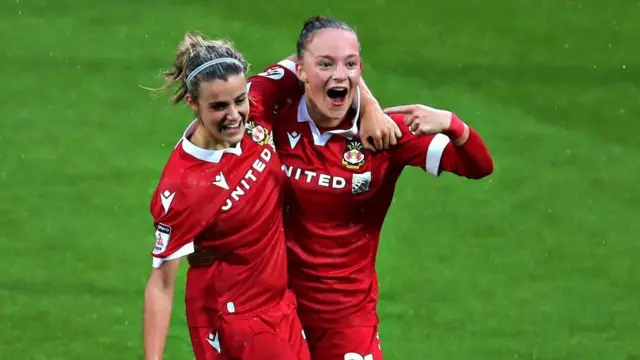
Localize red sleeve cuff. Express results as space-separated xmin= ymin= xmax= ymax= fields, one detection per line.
xmin=443 ymin=113 xmax=466 ymax=140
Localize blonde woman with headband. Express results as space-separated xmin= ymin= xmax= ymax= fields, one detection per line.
xmin=142 ymin=32 xmax=396 ymax=360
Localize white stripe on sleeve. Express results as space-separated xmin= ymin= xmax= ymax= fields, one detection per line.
xmin=277 ymin=59 xmax=297 ymax=74
xmin=425 ymin=133 xmax=450 ymax=176
xmin=152 ymin=241 xmax=195 ymax=268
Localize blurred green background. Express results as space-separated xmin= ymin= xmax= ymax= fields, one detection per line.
xmin=1 ymin=0 xmax=638 ymax=358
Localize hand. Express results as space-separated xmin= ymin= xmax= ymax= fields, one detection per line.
xmin=383 ymin=104 xmax=452 ymax=136
xmin=359 ymin=103 xmax=403 ymax=151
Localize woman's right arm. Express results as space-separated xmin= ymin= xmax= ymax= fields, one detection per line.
xmin=143 ymin=258 xmax=181 ymax=360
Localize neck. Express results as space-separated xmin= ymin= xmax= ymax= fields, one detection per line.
xmin=306 ymin=97 xmax=343 ymax=128
xmin=190 ymin=121 xmax=235 ymax=150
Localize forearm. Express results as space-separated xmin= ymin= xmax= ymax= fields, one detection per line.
xmin=357 ymin=77 xmax=380 ymax=111
xmin=440 ymin=127 xmax=493 ymax=179
xmin=143 ymin=281 xmax=174 ymax=360
xmin=443 ymin=113 xmax=469 ymax=146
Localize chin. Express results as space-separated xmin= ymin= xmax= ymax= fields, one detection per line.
xmin=323 ymin=101 xmax=350 ymax=119
xmin=228 ymin=132 xmax=244 ymax=145
xmin=328 ymin=108 xmax=349 ymax=121
xmin=331 ymin=105 xmax=351 ymax=120
xmin=217 ymin=131 xmax=244 ymax=147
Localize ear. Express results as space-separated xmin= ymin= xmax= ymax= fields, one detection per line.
xmin=296 ymin=61 xmax=307 ymax=83
xmin=185 ymin=93 xmax=199 ymax=113
xmin=359 ymin=58 xmax=364 ymax=72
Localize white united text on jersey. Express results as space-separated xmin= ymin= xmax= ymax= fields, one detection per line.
xmin=281 ymin=164 xmax=348 ymax=189
xmin=221 ymin=148 xmax=273 ymax=211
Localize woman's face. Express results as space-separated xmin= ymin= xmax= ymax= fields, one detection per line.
xmin=297 ymin=28 xmax=362 ymax=123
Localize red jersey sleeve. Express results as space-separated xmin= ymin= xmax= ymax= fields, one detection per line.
xmin=247 ymin=60 xmax=301 ymax=120
xmin=389 ymin=113 xmax=494 ymax=179
xmin=149 ymin=177 xmax=204 ymax=268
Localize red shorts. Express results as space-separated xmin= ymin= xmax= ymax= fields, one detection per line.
xmin=189 ymin=326 xmax=225 ymax=360
xmin=304 ymin=325 xmax=382 ymax=360
xmin=190 ymin=291 xmax=310 ymax=360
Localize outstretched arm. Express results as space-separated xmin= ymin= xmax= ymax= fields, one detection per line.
xmin=385 ymin=104 xmax=493 ymax=179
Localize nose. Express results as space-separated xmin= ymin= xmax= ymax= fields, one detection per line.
xmin=227 ymin=105 xmax=242 ymax=122
xmin=332 ymin=64 xmax=348 ymax=81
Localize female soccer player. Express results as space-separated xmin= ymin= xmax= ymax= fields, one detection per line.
xmin=247 ymin=16 xmax=495 ymax=360
xmin=142 ymin=33 xmax=395 ymax=360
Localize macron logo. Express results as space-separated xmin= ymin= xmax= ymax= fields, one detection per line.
xmin=213 ymin=173 xmax=229 ymax=190
xmin=206 ymin=332 xmax=221 ymax=353
xmin=288 ymin=131 xmax=301 ymax=149
xmin=160 ymin=190 xmax=175 ymax=214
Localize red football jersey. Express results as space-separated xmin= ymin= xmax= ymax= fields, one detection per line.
xmin=248 ymin=61 xmax=493 ymax=328
xmin=149 ymin=116 xmax=287 ymax=327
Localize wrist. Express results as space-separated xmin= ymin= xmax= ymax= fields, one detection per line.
xmin=357 ymin=84 xmax=379 ymax=109
xmin=443 ymin=113 xmax=466 ymax=140
xmin=365 ymin=100 xmax=380 ymax=111
xmin=359 ymin=99 xmax=380 ymax=116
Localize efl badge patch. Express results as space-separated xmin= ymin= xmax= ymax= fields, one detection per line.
xmin=245 ymin=119 xmax=271 ymax=146
xmin=352 ymin=171 xmax=372 ymax=195
xmin=342 ymin=140 xmax=366 ymax=169
xmin=153 ymin=223 xmax=171 ymax=255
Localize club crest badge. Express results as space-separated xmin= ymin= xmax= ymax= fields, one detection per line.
xmin=342 ymin=140 xmax=366 ymax=169
xmin=245 ymin=119 xmax=270 ymax=146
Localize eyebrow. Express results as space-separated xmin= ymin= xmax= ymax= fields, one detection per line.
xmin=207 ymin=92 xmax=247 ymax=106
xmin=314 ymin=54 xmax=359 ymax=60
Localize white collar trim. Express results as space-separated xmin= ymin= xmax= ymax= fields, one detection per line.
xmin=297 ymin=87 xmax=361 ymax=146
xmin=180 ymin=120 xmax=242 ymax=163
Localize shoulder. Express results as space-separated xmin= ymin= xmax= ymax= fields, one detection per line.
xmin=249 ymin=59 xmax=297 ymax=82
xmin=247 ymin=60 xmax=302 ymax=119
xmin=149 ymin=145 xmax=204 ymax=221
xmin=247 ymin=60 xmax=301 ymax=96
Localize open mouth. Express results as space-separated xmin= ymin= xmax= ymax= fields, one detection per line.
xmin=326 ymin=87 xmax=348 ymax=105
xmin=221 ymin=120 xmax=243 ymax=133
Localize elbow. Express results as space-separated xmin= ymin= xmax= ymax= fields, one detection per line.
xmin=478 ymin=156 xmax=494 ymax=178
xmin=465 ymin=156 xmax=494 ymax=179
xmin=146 ymin=268 xmax=175 ymax=295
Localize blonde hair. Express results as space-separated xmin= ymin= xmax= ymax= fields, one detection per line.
xmin=156 ymin=32 xmax=249 ymax=104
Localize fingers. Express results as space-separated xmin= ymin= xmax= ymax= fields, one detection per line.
xmin=358 ymin=129 xmax=375 ymax=152
xmin=382 ymin=126 xmax=392 ymax=149
xmin=383 ymin=104 xmax=418 ymax=114
xmin=409 ymin=120 xmax=421 ymax=134
xmin=388 ymin=123 xmax=399 ymax=146
xmin=391 ymin=120 xmax=402 ymax=140
xmin=405 ymin=114 xmax=418 ymax=131
xmin=374 ymin=129 xmax=384 ymax=150
xmin=414 ymin=126 xmax=428 ymax=136
xmin=383 ymin=115 xmax=401 ymax=147
xmin=362 ymin=137 xmax=376 ymax=152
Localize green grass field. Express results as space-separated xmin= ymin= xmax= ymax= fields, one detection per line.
xmin=1 ymin=0 xmax=639 ymax=359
